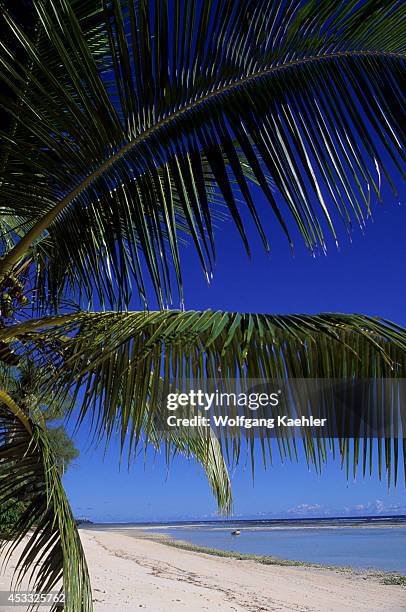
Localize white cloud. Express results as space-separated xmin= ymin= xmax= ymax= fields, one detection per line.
xmin=286 ymin=503 xmax=329 ymax=516
xmin=284 ymin=499 xmax=406 ymax=518
xmin=348 ymin=499 xmax=405 ymax=515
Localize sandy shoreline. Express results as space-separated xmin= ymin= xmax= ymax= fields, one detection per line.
xmin=1 ymin=529 xmax=405 ymax=611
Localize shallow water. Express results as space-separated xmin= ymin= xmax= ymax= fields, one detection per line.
xmin=152 ymin=521 xmax=406 ymax=574
xmin=91 ymin=516 xmax=406 ymax=574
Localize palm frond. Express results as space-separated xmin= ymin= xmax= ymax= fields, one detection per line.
xmin=0 ymin=356 xmax=231 ymax=523
xmin=0 ymin=391 xmax=92 ymax=612
xmin=1 ymin=309 xmax=405 ymax=484
xmin=0 ymin=0 xmax=404 ymax=307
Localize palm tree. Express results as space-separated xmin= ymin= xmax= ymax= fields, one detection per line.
xmin=0 ymin=355 xmax=232 ymax=605
xmin=0 ymin=360 xmax=80 ymax=474
xmin=0 ymin=1 xmax=405 ymax=610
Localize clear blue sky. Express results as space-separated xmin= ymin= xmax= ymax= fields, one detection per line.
xmin=63 ymin=181 xmax=406 ymax=522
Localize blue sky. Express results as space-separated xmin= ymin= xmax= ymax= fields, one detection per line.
xmin=63 ymin=179 xmax=406 ymax=522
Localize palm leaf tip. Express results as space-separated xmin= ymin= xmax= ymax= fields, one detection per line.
xmin=156 ymin=424 xmax=233 ymax=515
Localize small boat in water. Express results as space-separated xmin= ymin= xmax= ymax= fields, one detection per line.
xmin=231 ymin=530 xmax=241 ymax=536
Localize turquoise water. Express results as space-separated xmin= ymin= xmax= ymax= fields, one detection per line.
xmin=145 ymin=519 xmax=406 ymax=574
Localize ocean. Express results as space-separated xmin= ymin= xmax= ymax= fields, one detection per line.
xmin=92 ymin=516 xmax=406 ymax=574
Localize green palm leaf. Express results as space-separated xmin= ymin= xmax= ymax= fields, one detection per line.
xmin=2 ymin=309 xmax=405 ymax=484
xmin=0 ymin=391 xmax=92 ymax=612
xmin=0 ymin=360 xmax=232 ymax=516
xmin=0 ymin=0 xmax=404 ymax=307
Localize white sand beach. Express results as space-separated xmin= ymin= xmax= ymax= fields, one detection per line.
xmin=1 ymin=529 xmax=405 ymax=611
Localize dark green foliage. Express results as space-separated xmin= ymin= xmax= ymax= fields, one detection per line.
xmin=0 ymin=500 xmax=26 ymax=537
